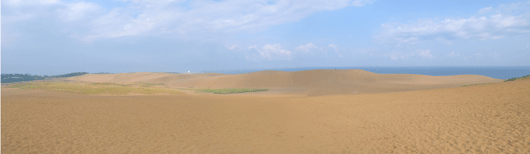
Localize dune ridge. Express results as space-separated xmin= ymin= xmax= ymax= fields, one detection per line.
xmin=67 ymin=69 xmax=503 ymax=95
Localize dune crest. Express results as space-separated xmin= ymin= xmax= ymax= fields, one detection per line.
xmin=67 ymin=69 xmax=503 ymax=95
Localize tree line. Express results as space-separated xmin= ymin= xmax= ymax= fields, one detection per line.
xmin=1 ymin=72 xmax=89 ymax=83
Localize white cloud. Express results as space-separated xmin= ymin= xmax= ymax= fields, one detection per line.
xmin=295 ymin=43 xmax=340 ymax=54
xmin=418 ymin=50 xmax=433 ymax=58
xmin=228 ymin=44 xmax=237 ymax=50
xmin=3 ymin=0 xmax=101 ymax=23
xmin=295 ymin=43 xmax=318 ymax=53
xmin=250 ymin=44 xmax=292 ymax=60
xmin=328 ymin=43 xmax=339 ymax=51
xmin=447 ymin=52 xmax=460 ymax=57
xmin=5 ymin=0 xmax=60 ymax=5
xmin=385 ymin=52 xmax=415 ymax=60
xmin=479 ymin=7 xmax=492 ymax=14
xmin=59 ymin=2 xmax=102 ymax=21
xmin=4 ymin=0 xmax=374 ymax=41
xmin=377 ymin=1 xmax=530 ymax=44
xmin=261 ymin=44 xmax=292 ymax=60
xmin=352 ymin=0 xmax=377 ymax=7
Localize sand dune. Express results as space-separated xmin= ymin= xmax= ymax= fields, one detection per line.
xmin=2 ymin=76 xmax=529 ymax=153
xmin=68 ymin=69 xmax=503 ymax=96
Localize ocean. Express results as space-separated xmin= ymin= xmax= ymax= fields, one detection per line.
xmin=203 ymin=66 xmax=530 ymax=80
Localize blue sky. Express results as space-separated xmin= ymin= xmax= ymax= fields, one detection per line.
xmin=2 ymin=0 xmax=530 ymax=75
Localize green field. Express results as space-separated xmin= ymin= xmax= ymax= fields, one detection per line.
xmin=6 ymin=81 xmax=182 ymax=95
xmin=194 ymin=88 xmax=268 ymax=94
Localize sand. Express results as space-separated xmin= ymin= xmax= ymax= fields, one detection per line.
xmin=2 ymin=70 xmax=529 ymax=153
xmin=68 ymin=70 xmax=503 ymax=96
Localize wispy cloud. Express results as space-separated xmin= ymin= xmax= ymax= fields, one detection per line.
xmin=5 ymin=0 xmax=60 ymax=5
xmin=295 ymin=43 xmax=318 ymax=53
xmin=385 ymin=52 xmax=415 ymax=60
xmin=228 ymin=44 xmax=237 ymax=50
xmin=352 ymin=0 xmax=377 ymax=7
xmin=3 ymin=0 xmax=372 ymax=41
xmin=447 ymin=52 xmax=461 ymax=57
xmin=376 ymin=1 xmax=530 ymax=44
xmin=479 ymin=7 xmax=492 ymax=14
xmin=295 ymin=43 xmax=340 ymax=54
xmin=328 ymin=43 xmax=339 ymax=51
xmin=250 ymin=44 xmax=292 ymax=60
xmin=418 ymin=50 xmax=433 ymax=58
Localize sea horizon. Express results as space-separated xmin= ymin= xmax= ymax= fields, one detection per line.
xmin=200 ymin=66 xmax=530 ymax=80
xmin=3 ymin=66 xmax=529 ymax=80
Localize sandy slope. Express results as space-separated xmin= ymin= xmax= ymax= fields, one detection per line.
xmin=2 ymin=79 xmax=529 ymax=153
xmin=67 ymin=69 xmax=503 ymax=96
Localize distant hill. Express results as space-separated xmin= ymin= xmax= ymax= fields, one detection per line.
xmin=1 ymin=72 xmax=89 ymax=83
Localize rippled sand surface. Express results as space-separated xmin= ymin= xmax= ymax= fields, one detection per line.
xmin=2 ymin=77 xmax=529 ymax=153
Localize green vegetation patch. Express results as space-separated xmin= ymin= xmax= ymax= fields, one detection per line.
xmin=136 ymin=82 xmax=166 ymax=87
xmin=194 ymin=88 xmax=268 ymax=94
xmin=7 ymin=81 xmax=181 ymax=95
xmin=461 ymin=82 xmax=496 ymax=87
xmin=504 ymin=75 xmax=530 ymax=82
xmin=1 ymin=72 xmax=88 ymax=83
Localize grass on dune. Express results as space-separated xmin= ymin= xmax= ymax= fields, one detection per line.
xmin=7 ymin=81 xmax=182 ymax=95
xmin=460 ymin=82 xmax=497 ymax=87
xmin=461 ymin=75 xmax=530 ymax=87
xmin=136 ymin=82 xmax=166 ymax=87
xmin=194 ymin=88 xmax=268 ymax=94
xmin=504 ymin=75 xmax=530 ymax=82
